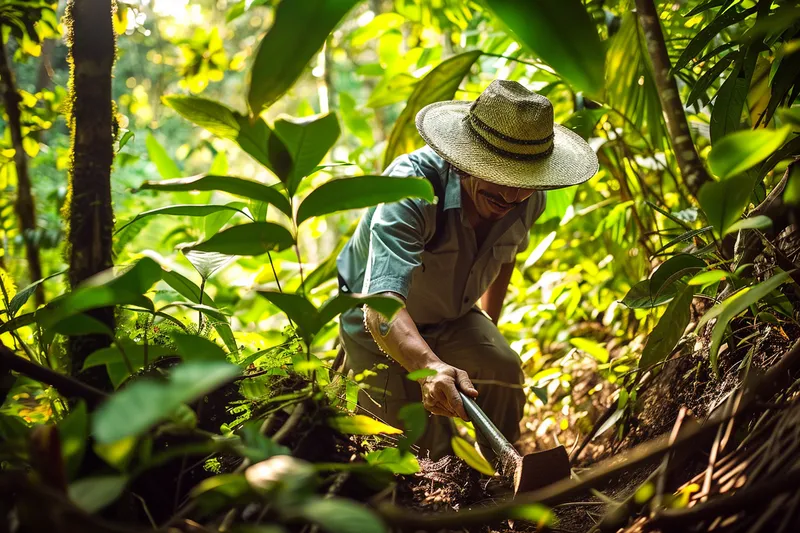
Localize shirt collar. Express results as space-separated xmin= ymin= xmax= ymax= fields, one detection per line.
xmin=443 ymin=165 xmax=462 ymax=211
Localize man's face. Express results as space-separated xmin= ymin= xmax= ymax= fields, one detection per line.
xmin=457 ymin=168 xmax=536 ymax=221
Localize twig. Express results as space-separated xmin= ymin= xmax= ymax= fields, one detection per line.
xmin=0 ymin=342 xmax=108 ymax=407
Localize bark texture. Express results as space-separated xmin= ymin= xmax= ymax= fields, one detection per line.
xmin=0 ymin=37 xmax=45 ymax=305
xmin=65 ymin=0 xmax=116 ymax=387
xmin=635 ymin=0 xmax=711 ymax=198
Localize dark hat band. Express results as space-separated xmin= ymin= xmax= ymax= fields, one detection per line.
xmin=469 ymin=113 xmax=554 ymax=146
xmin=464 ymin=116 xmax=555 ymax=161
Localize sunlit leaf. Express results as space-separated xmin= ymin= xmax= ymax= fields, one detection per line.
xmin=698 ymin=174 xmax=754 ymax=237
xmin=688 ymin=270 xmax=728 ymax=286
xmin=138 ymin=174 xmax=291 ymax=217
xmin=397 ymin=402 xmax=426 ymax=450
xmin=708 ymin=126 xmax=791 ymax=179
xmin=188 ymin=222 xmax=294 ymax=256
xmin=384 ymin=51 xmax=481 ymax=167
xmin=273 ymin=113 xmax=341 ymax=195
xmin=257 ymin=291 xmax=320 ymax=341
xmin=248 ymin=0 xmax=359 ymax=114
xmin=7 ymin=270 xmax=66 ymax=317
xmin=171 ymin=333 xmax=228 ymax=362
xmin=327 ymin=415 xmax=402 ymax=435
xmin=145 ymin=133 xmax=181 ymax=179
xmin=724 ymin=215 xmax=773 ymax=235
xmin=569 ymin=338 xmax=609 ymax=363
xmin=115 ymin=205 xmax=246 ymax=235
xmin=508 ymin=504 xmax=555 ymax=526
xmin=406 ymin=368 xmax=437 ymax=381
xmin=451 ymin=435 xmax=496 ymax=476
xmin=296 ymin=176 xmax=434 ymax=225
xmin=364 ymin=447 xmax=420 ymax=475
xmin=484 ymin=0 xmax=605 ymax=95
xmin=92 ymin=362 xmax=240 ymax=443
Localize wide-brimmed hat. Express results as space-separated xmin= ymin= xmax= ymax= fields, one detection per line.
xmin=415 ymin=79 xmax=598 ymax=190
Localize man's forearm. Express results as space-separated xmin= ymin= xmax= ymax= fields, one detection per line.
xmin=364 ymin=304 xmax=441 ymax=372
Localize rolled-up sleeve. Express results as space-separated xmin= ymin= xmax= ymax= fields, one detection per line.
xmin=362 ymin=156 xmax=434 ymax=299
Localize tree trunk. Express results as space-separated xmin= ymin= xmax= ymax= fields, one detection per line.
xmin=64 ymin=0 xmax=116 ymax=389
xmin=0 ymin=37 xmax=45 ymax=306
xmin=634 ymin=0 xmax=711 ymax=199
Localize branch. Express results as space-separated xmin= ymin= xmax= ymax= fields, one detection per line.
xmin=634 ymin=0 xmax=711 ymax=198
xmin=0 ymin=342 xmax=108 ymax=407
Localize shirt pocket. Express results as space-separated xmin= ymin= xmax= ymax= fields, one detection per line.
xmin=478 ymin=244 xmax=517 ymax=291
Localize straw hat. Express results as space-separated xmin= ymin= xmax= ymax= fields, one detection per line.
xmin=415 ymin=79 xmax=598 ymax=190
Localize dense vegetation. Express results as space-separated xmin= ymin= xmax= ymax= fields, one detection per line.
xmin=1 ymin=0 xmax=799 ymax=531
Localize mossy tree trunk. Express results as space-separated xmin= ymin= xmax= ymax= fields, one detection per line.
xmin=65 ymin=0 xmax=116 ymax=389
xmin=0 ymin=35 xmax=45 ymax=306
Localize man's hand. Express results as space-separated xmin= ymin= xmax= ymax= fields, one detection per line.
xmin=419 ymin=362 xmax=478 ymax=420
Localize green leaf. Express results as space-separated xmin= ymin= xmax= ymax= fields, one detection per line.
xmin=50 ymin=313 xmax=114 ymax=337
xmin=710 ymin=49 xmax=756 ymax=143
xmin=484 ymin=0 xmax=605 ymax=95
xmin=698 ymin=174 xmax=754 ymax=237
xmin=188 ymin=222 xmax=295 ymax=256
xmin=703 ymin=272 xmax=790 ymax=375
xmin=508 ymin=504 xmax=555 ymax=526
xmin=451 ymin=435 xmax=496 ymax=476
xmin=59 ymin=401 xmax=87 ymax=481
xmin=364 ymin=447 xmax=420 ymax=475
xmin=92 ymin=361 xmax=240 ymax=443
xmin=384 ymin=51 xmax=481 ymax=167
xmin=327 ymin=415 xmax=402 ymax=436
xmin=82 ymin=341 xmax=174 ymax=388
xmin=145 ymin=133 xmax=181 ymax=179
xmin=621 ymin=254 xmax=705 ymax=308
xmin=621 ymin=280 xmax=678 ymax=309
xmin=7 ymin=270 xmax=65 ymax=317
xmin=257 ymin=291 xmax=320 ymax=341
xmin=397 ymin=402 xmax=427 ymax=450
xmin=569 ymin=338 xmax=609 ymax=363
xmin=115 ymin=205 xmax=247 ymax=235
xmin=688 ymin=270 xmax=729 ymax=286
xmin=38 ymin=258 xmax=162 ymax=329
xmin=724 ymin=215 xmax=773 ymax=235
xmin=138 ymin=175 xmax=291 ymax=217
xmin=708 ymin=127 xmax=791 ymax=179
xmin=68 ymin=475 xmax=128 ymax=513
xmin=299 ymin=497 xmax=387 ymax=533
xmin=247 ymin=0 xmax=359 ymax=114
xmin=171 ymin=333 xmax=228 ymax=362
xmin=238 ymin=421 xmax=291 ymax=462
xmin=406 ymin=368 xmax=437 ymax=381
xmin=273 ymin=113 xmax=341 ymax=195
xmin=673 ymin=5 xmax=757 ymax=73
xmin=93 ymin=436 xmax=138 ymax=471
xmin=640 ymin=285 xmax=694 ymax=370
xmin=296 ymin=176 xmax=435 ymax=225
xmin=163 ymin=95 xmax=241 ymax=138
xmin=316 ymin=293 xmax=404 ymax=330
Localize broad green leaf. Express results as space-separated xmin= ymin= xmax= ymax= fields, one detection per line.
xmin=189 ymin=222 xmax=294 ymax=256
xmin=296 ymin=176 xmax=435 ymax=225
xmin=384 ymin=51 xmax=481 ymax=167
xmin=621 ymin=280 xmax=678 ymax=309
xmin=698 ymin=174 xmax=754 ymax=237
xmin=673 ymin=5 xmax=758 ymax=73
xmin=273 ymin=113 xmax=341 ymax=195
xmin=299 ymin=497 xmax=387 ymax=533
xmin=406 ymin=368 xmax=437 ymax=381
xmin=724 ymin=215 xmax=773 ymax=235
xmin=364 ymin=447 xmax=420 ymax=475
xmin=317 ymin=293 xmax=404 ymax=330
xmin=114 ymin=205 xmax=246 ymax=235
xmin=703 ymin=272 xmax=790 ymax=375
xmin=94 ymin=436 xmax=138 ymax=471
xmin=50 ymin=313 xmax=114 ymax=338
xmin=68 ymin=475 xmax=128 ymax=513
xmin=397 ymin=402 xmax=426 ymax=450
xmin=38 ymin=258 xmax=162 ymax=329
xmin=688 ymin=270 xmax=729 ymax=286
xmin=0 ymin=312 xmax=36 ymax=335
xmin=652 ymin=227 xmax=713 ymax=256
xmin=621 ymin=255 xmax=704 ymax=309
xmin=451 ymin=436 xmax=496 ymax=476
xmin=7 ymin=270 xmax=65 ymax=317
xmin=508 ymin=504 xmax=555 ymax=526
xmin=171 ymin=333 xmax=227 ymax=362
xmin=92 ymin=361 xmax=240 ymax=443
xmin=182 ymin=250 xmax=237 ymax=280
xmin=708 ymin=127 xmax=791 ymax=179
xmin=640 ymin=285 xmax=694 ymax=370
xmin=161 ymin=269 xmax=216 ymax=304
xmin=82 ymin=341 xmax=174 ymax=388
xmin=257 ymin=291 xmax=320 ymax=341
xmin=145 ymin=133 xmax=181 ymax=179
xmin=247 ymin=0 xmax=359 ymax=114
xmin=204 ymin=201 xmax=246 ymax=238
xmin=162 ymin=95 xmax=240 ymax=139
xmin=484 ymin=0 xmax=605 ymax=95
xmin=327 ymin=415 xmax=402 ymax=435
xmin=710 ymin=49 xmax=756 ymax=143
xmin=138 ymin=175 xmax=291 ymax=217
xmin=569 ymin=338 xmax=609 ymax=363
xmin=59 ymin=401 xmax=87 ymax=481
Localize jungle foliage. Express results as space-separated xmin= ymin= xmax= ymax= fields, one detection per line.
xmin=0 ymin=0 xmax=799 ymax=531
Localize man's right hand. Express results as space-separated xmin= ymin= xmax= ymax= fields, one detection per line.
xmin=419 ymin=361 xmax=478 ymax=420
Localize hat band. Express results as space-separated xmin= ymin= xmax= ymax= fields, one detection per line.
xmin=469 ymin=113 xmax=554 ymax=145
xmin=464 ymin=115 xmax=554 ymax=161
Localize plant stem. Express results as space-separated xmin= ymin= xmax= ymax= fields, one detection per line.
xmin=198 ymin=277 xmax=206 ymax=330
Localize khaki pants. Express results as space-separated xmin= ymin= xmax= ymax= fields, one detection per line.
xmin=339 ymin=307 xmax=526 ymax=461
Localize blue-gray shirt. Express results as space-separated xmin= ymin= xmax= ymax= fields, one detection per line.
xmin=337 ymin=145 xmax=546 ymax=331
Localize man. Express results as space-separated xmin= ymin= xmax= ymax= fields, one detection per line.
xmin=336 ymin=80 xmax=598 ymax=460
